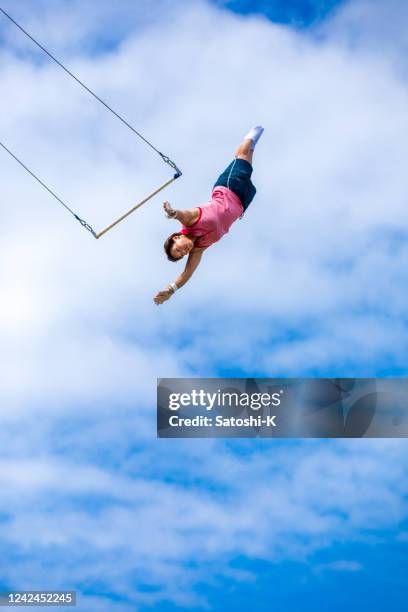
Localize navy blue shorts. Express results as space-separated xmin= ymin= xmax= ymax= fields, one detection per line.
xmin=214 ymin=158 xmax=256 ymax=211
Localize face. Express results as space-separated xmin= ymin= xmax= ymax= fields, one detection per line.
xmin=171 ymin=235 xmax=194 ymax=259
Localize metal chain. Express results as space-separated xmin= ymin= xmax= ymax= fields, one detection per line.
xmin=0 ymin=6 xmax=182 ymax=177
xmin=0 ymin=140 xmax=97 ymax=237
xmin=0 ymin=6 xmax=182 ymax=237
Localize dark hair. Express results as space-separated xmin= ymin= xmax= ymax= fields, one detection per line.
xmin=164 ymin=232 xmax=183 ymax=261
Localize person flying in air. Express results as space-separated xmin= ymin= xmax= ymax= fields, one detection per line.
xmin=153 ymin=126 xmax=264 ymax=305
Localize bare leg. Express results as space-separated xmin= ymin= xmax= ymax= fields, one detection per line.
xmin=235 ymin=126 xmax=264 ymax=165
xmin=235 ymin=139 xmax=254 ymax=166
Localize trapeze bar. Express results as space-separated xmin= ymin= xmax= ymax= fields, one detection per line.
xmin=95 ymin=174 xmax=181 ymax=239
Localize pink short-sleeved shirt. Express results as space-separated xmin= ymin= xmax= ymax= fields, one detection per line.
xmin=180 ymin=186 xmax=244 ymax=248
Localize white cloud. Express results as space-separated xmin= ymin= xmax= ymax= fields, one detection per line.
xmin=315 ymin=560 xmax=363 ymax=572
xmin=0 ymin=439 xmax=406 ymax=608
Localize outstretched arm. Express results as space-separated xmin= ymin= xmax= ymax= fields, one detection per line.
xmin=154 ymin=249 xmax=205 ymax=305
xmin=163 ymin=201 xmax=198 ymax=226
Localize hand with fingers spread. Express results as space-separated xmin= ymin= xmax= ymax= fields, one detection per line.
xmin=154 ymin=286 xmax=174 ymax=305
xmin=163 ymin=201 xmax=177 ymax=219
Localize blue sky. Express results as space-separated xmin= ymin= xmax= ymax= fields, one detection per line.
xmin=213 ymin=0 xmax=344 ymax=26
xmin=0 ymin=0 xmax=408 ymax=610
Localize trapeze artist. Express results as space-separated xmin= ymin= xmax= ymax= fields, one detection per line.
xmin=153 ymin=126 xmax=264 ymax=305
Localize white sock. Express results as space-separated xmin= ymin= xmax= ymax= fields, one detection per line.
xmin=244 ymin=125 xmax=264 ymax=150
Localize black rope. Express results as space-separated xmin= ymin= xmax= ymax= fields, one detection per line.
xmin=0 ymin=140 xmax=97 ymax=237
xmin=0 ymin=7 xmax=182 ymax=177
